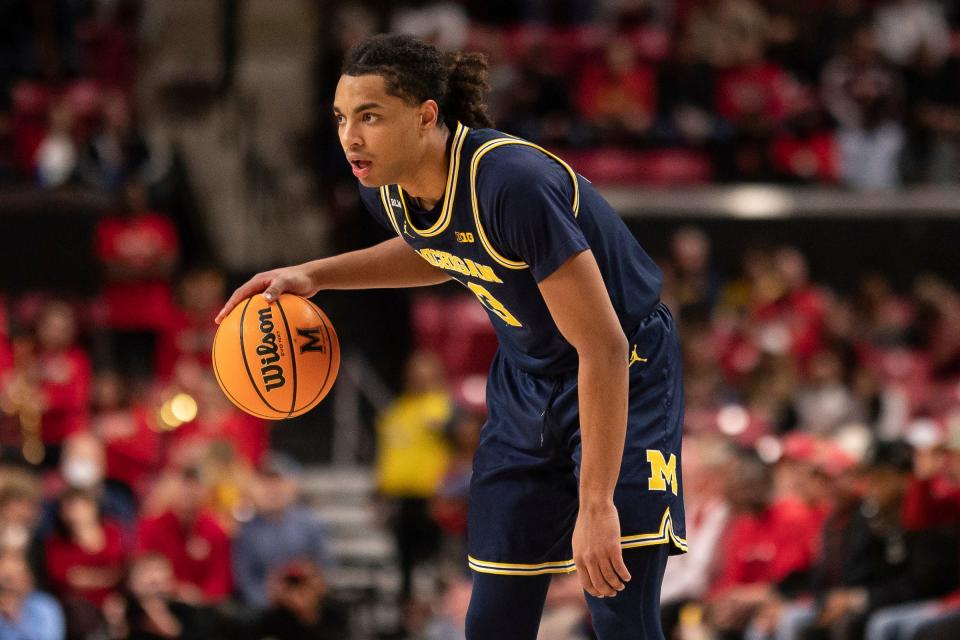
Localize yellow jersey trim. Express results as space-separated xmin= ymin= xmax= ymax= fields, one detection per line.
xmin=378 ymin=186 xmax=404 ymax=238
xmin=467 ymin=508 xmax=686 ymax=576
xmin=469 ymin=138 xmax=581 ymax=270
xmin=399 ymin=122 xmax=468 ymax=237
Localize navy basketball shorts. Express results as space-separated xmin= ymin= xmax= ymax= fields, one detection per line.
xmin=467 ymin=302 xmax=686 ymax=576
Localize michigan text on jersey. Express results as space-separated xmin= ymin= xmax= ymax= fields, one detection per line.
xmin=416 ymin=248 xmax=504 ymax=284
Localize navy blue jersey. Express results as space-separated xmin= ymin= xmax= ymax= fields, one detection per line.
xmin=358 ymin=123 xmax=663 ymax=375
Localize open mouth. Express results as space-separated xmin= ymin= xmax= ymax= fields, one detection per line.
xmin=350 ymin=160 xmax=372 ymax=179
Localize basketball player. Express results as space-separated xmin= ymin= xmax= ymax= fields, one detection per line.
xmin=216 ymin=34 xmax=686 ymax=639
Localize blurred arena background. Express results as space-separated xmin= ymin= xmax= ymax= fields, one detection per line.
xmin=2 ymin=1 xmax=960 ymax=639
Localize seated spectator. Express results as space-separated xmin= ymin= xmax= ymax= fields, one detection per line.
xmin=423 ymin=575 xmax=472 ymax=640
xmin=661 ymin=434 xmax=733 ymax=639
xmin=94 ymin=179 xmax=179 ymax=382
xmin=0 ymin=550 xmax=64 ymax=640
xmin=154 ymin=266 xmax=226 ymax=382
xmin=90 ymin=371 xmax=161 ymax=501
xmin=577 ymin=35 xmax=656 ymax=144
xmin=790 ymin=347 xmax=861 ymax=436
xmin=430 ymin=404 xmax=484 ymax=568
xmin=248 ymin=560 xmax=349 ymax=640
xmin=873 ymin=0 xmax=950 ymax=68
xmin=135 ymin=464 xmax=231 ymax=605
xmin=0 ymin=467 xmax=45 ymax=589
xmin=233 ymin=452 xmax=331 ymax=609
xmin=864 ymin=441 xmax=960 ymax=640
xmin=667 ymin=226 xmax=723 ymax=319
xmin=102 ymin=552 xmax=213 ymax=640
xmin=497 ymin=43 xmax=586 ymax=147
xmin=34 ymin=302 xmax=91 ymax=467
xmin=821 ymin=23 xmax=905 ymax=189
xmin=745 ymin=439 xmax=859 ymax=640
xmin=655 ymin=30 xmax=723 ymax=149
xmin=44 ymin=488 xmax=124 ymax=638
xmin=708 ymin=451 xmax=820 ymax=638
xmin=770 ymin=89 xmax=839 ymax=184
xmin=796 ymin=440 xmax=953 ymax=640
xmin=43 ymin=432 xmax=138 ymax=540
xmin=76 ymin=90 xmax=150 ymax=194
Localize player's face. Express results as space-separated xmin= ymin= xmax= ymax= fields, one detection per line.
xmin=333 ymin=74 xmax=422 ymax=187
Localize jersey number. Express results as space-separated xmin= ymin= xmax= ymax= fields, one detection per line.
xmin=467 ymin=282 xmax=523 ymax=327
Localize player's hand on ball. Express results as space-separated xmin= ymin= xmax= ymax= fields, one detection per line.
xmin=572 ymin=501 xmax=631 ymax=598
xmin=216 ymin=264 xmax=319 ymax=324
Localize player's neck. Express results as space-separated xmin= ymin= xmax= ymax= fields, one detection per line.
xmin=399 ymin=124 xmax=451 ymax=211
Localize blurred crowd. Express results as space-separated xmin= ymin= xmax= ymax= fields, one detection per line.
xmin=313 ymin=0 xmax=960 ymax=189
xmin=5 ymin=0 xmax=960 ymax=193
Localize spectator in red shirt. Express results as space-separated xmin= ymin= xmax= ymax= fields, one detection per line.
xmin=90 ymin=371 xmax=161 ymax=501
xmin=154 ymin=266 xmax=226 ymax=382
xmin=709 ymin=451 xmax=820 ymax=636
xmin=95 ymin=179 xmax=179 ymax=382
xmin=34 ymin=301 xmax=91 ymax=464
xmin=135 ymin=464 xmax=231 ymax=605
xmin=44 ymin=488 xmax=124 ymax=638
xmin=577 ymin=35 xmax=656 ymax=144
xmin=750 ymin=247 xmax=828 ymax=369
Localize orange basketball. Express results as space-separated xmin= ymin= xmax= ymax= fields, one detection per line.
xmin=212 ymin=294 xmax=340 ymax=419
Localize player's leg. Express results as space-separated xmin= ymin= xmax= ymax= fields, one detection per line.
xmin=465 ymin=572 xmax=552 ymax=640
xmin=466 ymin=352 xmax=579 ymax=639
xmin=584 ymin=544 xmax=669 ymax=640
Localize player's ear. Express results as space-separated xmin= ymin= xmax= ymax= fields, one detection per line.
xmin=418 ymin=100 xmax=440 ymax=132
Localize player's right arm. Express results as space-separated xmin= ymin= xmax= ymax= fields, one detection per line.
xmin=215 ymin=236 xmax=449 ymax=324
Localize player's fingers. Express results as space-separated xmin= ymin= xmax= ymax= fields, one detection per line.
xmin=577 ymin=561 xmax=602 ymax=598
xmin=612 ymin=550 xmax=632 ymax=585
xmin=262 ymin=277 xmax=286 ymax=303
xmin=581 ymin=556 xmax=615 ymax=598
xmin=215 ymin=275 xmax=272 ymax=324
xmin=598 ymin=556 xmax=626 ymax=595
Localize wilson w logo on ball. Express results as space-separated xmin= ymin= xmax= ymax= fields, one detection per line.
xmin=213 ymin=294 xmax=340 ymax=419
xmin=257 ymin=307 xmax=286 ymax=391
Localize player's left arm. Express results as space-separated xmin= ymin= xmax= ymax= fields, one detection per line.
xmin=538 ymin=250 xmax=632 ymax=599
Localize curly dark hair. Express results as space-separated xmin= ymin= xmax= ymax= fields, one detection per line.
xmin=342 ymin=33 xmax=494 ymax=130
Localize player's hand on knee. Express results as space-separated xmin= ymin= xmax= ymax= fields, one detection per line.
xmin=215 ymin=265 xmax=318 ymax=324
xmin=572 ymin=502 xmax=631 ymax=598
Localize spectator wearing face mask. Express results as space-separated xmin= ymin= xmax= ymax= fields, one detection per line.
xmin=0 ymin=550 xmax=64 ymax=640
xmin=102 ymin=552 xmax=213 ymax=640
xmin=43 ymin=432 xmax=138 ymax=542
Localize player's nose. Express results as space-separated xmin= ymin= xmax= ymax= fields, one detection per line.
xmin=340 ymin=120 xmax=363 ymax=148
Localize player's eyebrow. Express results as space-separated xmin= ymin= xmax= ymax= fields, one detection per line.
xmin=332 ymin=102 xmax=384 ymax=115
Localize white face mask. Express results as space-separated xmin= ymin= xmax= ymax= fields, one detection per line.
xmin=0 ymin=524 xmax=28 ymax=551
xmin=62 ymin=458 xmax=103 ymax=489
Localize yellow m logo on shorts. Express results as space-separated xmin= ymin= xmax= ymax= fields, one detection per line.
xmin=646 ymin=450 xmax=678 ymax=495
